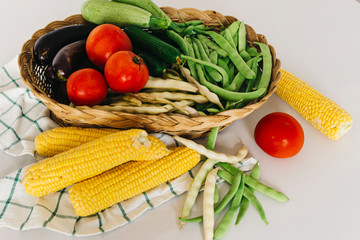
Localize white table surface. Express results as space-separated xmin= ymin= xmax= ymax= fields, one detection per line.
xmin=1 ymin=0 xmax=360 ymax=239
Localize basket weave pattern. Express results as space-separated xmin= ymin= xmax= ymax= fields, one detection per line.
xmin=18 ymin=8 xmax=281 ymax=139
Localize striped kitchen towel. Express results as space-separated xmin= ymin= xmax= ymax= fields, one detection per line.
xmin=0 ymin=55 xmax=257 ymax=236
xmin=0 ymin=55 xmax=58 ymax=156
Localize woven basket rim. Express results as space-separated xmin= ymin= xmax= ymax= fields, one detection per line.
xmin=18 ymin=8 xmax=281 ymax=138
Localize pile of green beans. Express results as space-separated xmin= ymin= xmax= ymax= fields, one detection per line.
xmin=166 ymin=20 xmax=273 ymax=115
xmin=179 ymin=127 xmax=289 ymax=239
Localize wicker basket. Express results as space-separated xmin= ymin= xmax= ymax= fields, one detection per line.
xmin=18 ymin=7 xmax=281 ymax=139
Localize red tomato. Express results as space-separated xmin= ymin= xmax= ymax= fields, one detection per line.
xmin=254 ymin=112 xmax=304 ymax=158
xmin=86 ymin=24 xmax=132 ymax=69
xmin=66 ymin=68 xmax=108 ymax=106
xmin=104 ymin=51 xmax=149 ymax=93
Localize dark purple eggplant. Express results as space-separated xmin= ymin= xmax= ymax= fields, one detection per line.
xmin=33 ymin=23 xmax=96 ymax=65
xmin=52 ymin=40 xmax=87 ymax=81
xmin=51 ymin=81 xmax=70 ymax=105
xmin=44 ymin=65 xmax=57 ymax=84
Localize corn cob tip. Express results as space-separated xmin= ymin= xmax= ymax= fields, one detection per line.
xmin=277 ymin=69 xmax=353 ymax=140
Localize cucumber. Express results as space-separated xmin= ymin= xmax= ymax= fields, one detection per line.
xmin=132 ymin=46 xmax=167 ymax=77
xmin=124 ymin=25 xmax=181 ymax=64
xmin=81 ymin=0 xmax=168 ymax=30
xmin=112 ymin=0 xmax=172 ymax=28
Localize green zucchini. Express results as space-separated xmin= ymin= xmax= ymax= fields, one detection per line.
xmin=124 ymin=25 xmax=181 ymax=64
xmin=132 ymin=46 xmax=167 ymax=77
xmin=112 ymin=0 xmax=172 ymax=28
xmin=81 ymin=0 xmax=168 ymax=30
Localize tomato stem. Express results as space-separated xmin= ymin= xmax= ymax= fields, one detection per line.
xmin=132 ymin=56 xmax=144 ymax=71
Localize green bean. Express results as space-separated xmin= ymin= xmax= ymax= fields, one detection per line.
xmin=179 ymin=158 xmax=218 ymax=228
xmin=199 ymin=78 xmax=267 ymax=102
xmin=197 ymin=34 xmax=228 ymax=57
xmin=207 ymin=108 xmax=220 ymax=114
xmin=206 ymin=31 xmax=255 ymax=79
xmin=166 ymin=30 xmax=188 ymax=54
xmin=238 ymin=20 xmax=247 ymax=53
xmin=240 ymin=50 xmax=251 ymax=62
xmin=217 ymin=58 xmax=232 ymax=85
xmin=184 ymin=38 xmax=199 ymax=80
xmin=214 ymin=173 xmax=245 ymax=239
xmin=175 ymin=20 xmax=203 ymax=27
xmin=205 ymin=126 xmax=220 ymax=150
xmin=246 ymin=57 xmax=259 ymax=92
xmin=218 ymin=162 xmax=289 ymax=202
xmin=180 ymin=170 xmax=242 ymax=223
xmin=235 ymin=163 xmax=260 ymax=225
xmin=244 ymin=175 xmax=289 ymax=202
xmin=214 ymin=183 xmax=220 ymax=205
xmin=200 ymin=38 xmax=210 ymax=56
xmin=181 ymin=55 xmax=229 ymax=87
xmin=224 ymin=28 xmax=236 ymax=49
xmin=246 ymin=46 xmax=260 ymax=57
xmin=209 ymin=51 xmax=218 ymax=65
xmin=193 ymin=38 xmax=223 ymax=83
xmin=228 ymin=56 xmax=258 ymax=91
xmin=203 ymin=167 xmax=220 ymax=240
xmin=228 ymin=62 xmax=235 ymax=81
xmin=217 ymin=162 xmax=238 ymax=175
xmin=254 ymin=42 xmax=272 ymax=96
xmin=226 ymin=21 xmax=240 ymax=36
xmin=252 ymin=67 xmax=263 ymax=91
xmin=243 ymin=187 xmax=269 ymax=225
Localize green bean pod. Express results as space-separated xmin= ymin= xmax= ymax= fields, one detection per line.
xmin=214 ymin=173 xmax=245 ymax=239
xmin=206 ymin=31 xmax=255 ymax=79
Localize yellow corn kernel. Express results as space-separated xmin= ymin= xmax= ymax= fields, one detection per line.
xmin=35 ymin=126 xmax=170 ymax=160
xmin=35 ymin=127 xmax=119 ymax=157
xmin=23 ymin=129 xmax=150 ymax=197
xmin=276 ymin=69 xmax=353 ymax=140
xmin=69 ymin=146 xmax=201 ymax=217
xmin=134 ymin=136 xmax=170 ymax=161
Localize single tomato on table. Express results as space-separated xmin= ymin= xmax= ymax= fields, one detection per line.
xmin=254 ymin=112 xmax=304 ymax=158
xmin=66 ymin=68 xmax=108 ymax=106
xmin=104 ymin=51 xmax=149 ymax=93
xmin=86 ymin=24 xmax=132 ymax=69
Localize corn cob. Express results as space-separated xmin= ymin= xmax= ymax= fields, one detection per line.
xmin=69 ymin=146 xmax=201 ymax=217
xmin=276 ymin=69 xmax=353 ymax=140
xmin=35 ymin=127 xmax=170 ymax=160
xmin=23 ymin=129 xmax=151 ymax=197
xmin=35 ymin=127 xmax=118 ymax=157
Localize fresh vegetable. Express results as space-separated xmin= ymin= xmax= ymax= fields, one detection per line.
xmin=112 ymin=0 xmax=173 ymax=28
xmin=214 ymin=171 xmax=245 ymax=239
xmin=104 ymin=51 xmax=149 ymax=93
xmin=86 ymin=24 xmax=132 ymax=69
xmin=254 ymin=112 xmax=304 ymax=158
xmin=143 ymin=76 xmax=198 ymax=93
xmin=173 ymin=135 xmax=248 ymax=163
xmin=132 ymin=46 xmax=167 ymax=77
xmin=23 ymin=129 xmax=152 ymax=197
xmin=81 ymin=0 xmax=168 ymax=30
xmin=66 ymin=68 xmax=108 ymax=106
xmin=33 ymin=23 xmax=96 ymax=65
xmin=35 ymin=127 xmax=170 ymax=158
xmin=203 ymin=167 xmax=220 ymax=240
xmin=124 ymin=25 xmax=181 ymax=64
xmin=35 ymin=127 xmax=118 ymax=157
xmin=235 ymin=162 xmax=260 ymax=225
xmin=276 ymin=69 xmax=353 ymax=140
xmin=84 ymin=99 xmax=194 ymax=115
xmin=52 ymin=39 xmax=87 ymax=81
xmin=69 ymin=146 xmax=200 ymax=216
